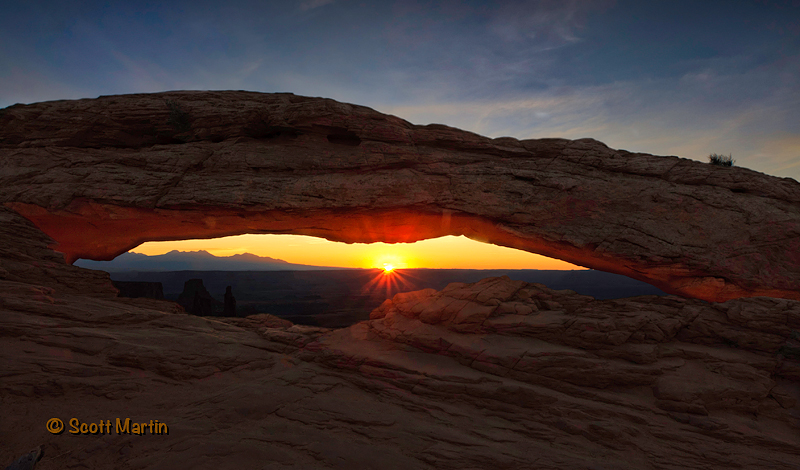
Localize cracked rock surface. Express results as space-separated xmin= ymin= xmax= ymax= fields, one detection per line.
xmin=2 ymin=91 xmax=800 ymax=468
xmin=1 ymin=208 xmax=799 ymax=469
xmin=2 ymin=91 xmax=800 ymax=301
xmin=2 ymin=272 xmax=799 ymax=469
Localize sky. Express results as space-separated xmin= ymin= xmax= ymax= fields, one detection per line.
xmin=2 ymin=0 xmax=799 ymax=269
xmin=129 ymin=234 xmax=582 ymax=270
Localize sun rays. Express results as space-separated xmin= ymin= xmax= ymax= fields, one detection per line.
xmin=359 ymin=265 xmax=419 ymax=300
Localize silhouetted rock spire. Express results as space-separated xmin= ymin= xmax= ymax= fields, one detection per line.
xmin=223 ymin=285 xmax=236 ymax=317
xmin=176 ymin=279 xmax=219 ymax=316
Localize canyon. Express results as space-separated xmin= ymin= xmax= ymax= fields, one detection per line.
xmin=1 ymin=91 xmax=799 ymax=469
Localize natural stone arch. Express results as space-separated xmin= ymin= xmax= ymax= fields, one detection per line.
xmin=2 ymin=91 xmax=799 ymax=302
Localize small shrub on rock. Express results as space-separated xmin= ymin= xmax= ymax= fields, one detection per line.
xmin=708 ymin=153 xmax=735 ymax=167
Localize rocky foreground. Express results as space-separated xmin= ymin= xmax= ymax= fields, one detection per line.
xmin=2 ymin=268 xmax=800 ymax=469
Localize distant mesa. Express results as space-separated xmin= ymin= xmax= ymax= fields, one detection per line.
xmin=74 ymin=250 xmax=346 ymax=272
xmin=111 ymin=280 xmax=164 ymax=299
xmin=173 ymin=280 xmax=241 ymax=317
xmin=108 ymin=268 xmax=668 ymax=328
xmin=176 ymin=279 xmax=222 ymax=316
xmin=223 ymin=285 xmax=237 ymax=317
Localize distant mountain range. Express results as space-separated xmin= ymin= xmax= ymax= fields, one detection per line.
xmin=74 ymin=250 xmax=352 ymax=272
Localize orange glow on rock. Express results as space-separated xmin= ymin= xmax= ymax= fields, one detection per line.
xmin=6 ymin=199 xmax=798 ymax=303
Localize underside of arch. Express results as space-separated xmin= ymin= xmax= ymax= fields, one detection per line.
xmin=1 ymin=91 xmax=799 ymax=302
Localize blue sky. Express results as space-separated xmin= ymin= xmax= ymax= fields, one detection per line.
xmin=2 ymin=0 xmax=799 ymax=180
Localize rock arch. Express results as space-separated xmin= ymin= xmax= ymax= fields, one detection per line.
xmin=2 ymin=91 xmax=799 ymax=302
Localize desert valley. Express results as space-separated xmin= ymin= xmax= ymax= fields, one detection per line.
xmin=76 ymin=249 xmax=667 ymax=327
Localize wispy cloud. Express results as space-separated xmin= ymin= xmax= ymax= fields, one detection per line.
xmin=0 ymin=0 xmax=797 ymax=181
xmin=299 ymin=0 xmax=335 ymax=11
xmin=488 ymin=0 xmax=615 ymax=46
xmin=0 ymin=66 xmax=89 ymax=106
xmin=377 ymin=58 xmax=800 ymax=182
xmin=106 ymin=49 xmax=177 ymax=93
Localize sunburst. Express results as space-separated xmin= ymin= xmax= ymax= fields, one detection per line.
xmin=360 ymin=262 xmax=419 ymax=300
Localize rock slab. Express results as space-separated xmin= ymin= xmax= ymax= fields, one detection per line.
xmin=2 ymin=91 xmax=800 ymax=469
xmin=2 ymin=272 xmax=799 ymax=469
xmin=111 ymin=280 xmax=165 ymax=300
xmin=2 ymin=91 xmax=800 ymax=301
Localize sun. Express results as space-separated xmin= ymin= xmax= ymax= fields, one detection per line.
xmin=360 ymin=258 xmax=418 ymax=299
xmin=371 ymin=253 xmax=407 ymax=272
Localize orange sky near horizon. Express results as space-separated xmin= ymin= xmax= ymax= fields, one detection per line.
xmin=130 ymin=234 xmax=585 ymax=270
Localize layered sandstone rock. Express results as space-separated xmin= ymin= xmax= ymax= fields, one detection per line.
xmin=176 ymin=278 xmax=220 ymax=316
xmin=3 ymin=445 xmax=44 ymax=470
xmin=2 ymin=91 xmax=800 ymax=468
xmin=2 ymin=91 xmax=799 ymax=301
xmin=111 ymin=280 xmax=165 ymax=300
xmin=2 ymin=274 xmax=799 ymax=469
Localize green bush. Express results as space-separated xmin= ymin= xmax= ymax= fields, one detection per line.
xmin=708 ymin=153 xmax=735 ymax=167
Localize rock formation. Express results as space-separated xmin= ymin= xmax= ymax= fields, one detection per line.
xmin=224 ymin=285 xmax=237 ymax=317
xmin=176 ymin=278 xmax=220 ymax=316
xmin=1 ymin=270 xmax=799 ymax=468
xmin=3 ymin=446 xmax=43 ymax=470
xmin=111 ymin=280 xmax=165 ymax=300
xmin=1 ymin=92 xmax=800 ymax=468
xmin=1 ymin=91 xmax=799 ymax=302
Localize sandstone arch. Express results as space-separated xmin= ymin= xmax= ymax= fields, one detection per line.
xmin=1 ymin=91 xmax=799 ymax=302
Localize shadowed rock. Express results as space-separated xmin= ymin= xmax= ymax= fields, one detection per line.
xmin=176 ymin=279 xmax=219 ymax=316
xmin=223 ymin=285 xmax=237 ymax=317
xmin=1 ymin=269 xmax=798 ymax=468
xmin=4 ymin=446 xmax=43 ymax=470
xmin=112 ymin=280 xmax=164 ymax=299
xmin=2 ymin=92 xmax=800 ymax=469
xmin=1 ymin=91 xmax=799 ymax=302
